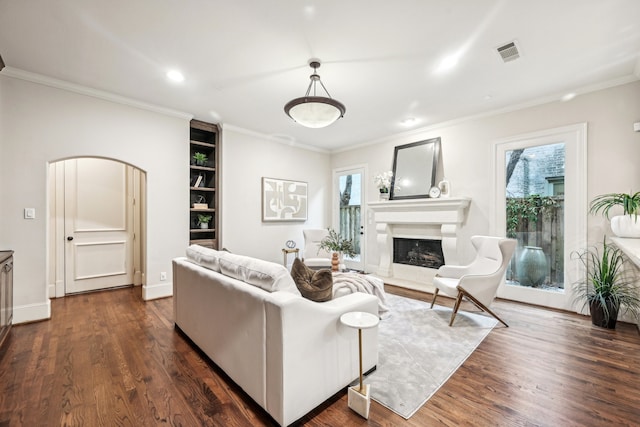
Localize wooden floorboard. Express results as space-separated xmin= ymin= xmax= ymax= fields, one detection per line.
xmin=0 ymin=285 xmax=639 ymax=426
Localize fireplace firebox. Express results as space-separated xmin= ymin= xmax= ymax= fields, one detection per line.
xmin=393 ymin=238 xmax=444 ymax=269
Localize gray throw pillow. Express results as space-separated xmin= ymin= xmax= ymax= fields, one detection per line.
xmin=291 ymin=258 xmax=333 ymax=302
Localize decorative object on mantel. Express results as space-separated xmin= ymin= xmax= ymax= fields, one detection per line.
xmin=284 ymin=59 xmax=346 ymax=128
xmin=318 ymin=227 xmax=356 ymax=272
xmin=572 ymin=239 xmax=640 ymax=329
xmin=374 ymin=171 xmax=393 ymax=201
xmin=428 ymin=186 xmax=441 ymax=198
xmin=589 ymin=191 xmax=640 ymax=238
xmin=390 ymin=137 xmax=441 ymax=200
xmin=438 ymin=177 xmax=450 ymax=197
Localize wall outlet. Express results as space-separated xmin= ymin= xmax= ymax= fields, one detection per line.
xmin=160 ymin=272 xmax=167 ymax=281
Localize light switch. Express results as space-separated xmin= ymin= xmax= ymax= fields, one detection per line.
xmin=24 ymin=208 xmax=36 ymax=219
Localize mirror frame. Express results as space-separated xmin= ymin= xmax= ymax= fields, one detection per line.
xmin=390 ymin=137 xmax=441 ymax=200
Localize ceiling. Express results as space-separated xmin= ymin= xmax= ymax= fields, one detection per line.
xmin=1 ymin=0 xmax=639 ymax=152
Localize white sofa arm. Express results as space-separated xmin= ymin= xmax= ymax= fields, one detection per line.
xmin=264 ymin=292 xmax=379 ymax=426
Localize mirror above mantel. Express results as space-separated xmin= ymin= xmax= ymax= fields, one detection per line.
xmin=390 ymin=137 xmax=441 ymax=200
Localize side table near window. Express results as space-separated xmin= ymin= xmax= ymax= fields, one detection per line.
xmin=339 ymin=311 xmax=380 ymax=419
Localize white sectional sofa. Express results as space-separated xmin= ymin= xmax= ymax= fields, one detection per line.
xmin=172 ymin=246 xmax=379 ymax=426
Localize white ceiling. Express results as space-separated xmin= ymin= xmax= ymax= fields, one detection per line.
xmin=1 ymin=0 xmax=639 ymax=151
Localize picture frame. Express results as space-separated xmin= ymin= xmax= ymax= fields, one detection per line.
xmin=390 ymin=137 xmax=441 ymax=200
xmin=262 ymin=177 xmax=308 ymax=222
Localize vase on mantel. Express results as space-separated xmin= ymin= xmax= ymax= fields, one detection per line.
xmin=379 ymin=190 xmax=390 ymax=201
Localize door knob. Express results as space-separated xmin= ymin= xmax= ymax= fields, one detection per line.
xmin=67 ymin=236 xmax=74 ymax=241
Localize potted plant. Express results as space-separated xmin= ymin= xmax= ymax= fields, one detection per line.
xmin=193 ymin=152 xmax=208 ymax=166
xmin=197 ymin=214 xmax=212 ymax=229
xmin=374 ymin=171 xmax=393 ymax=200
xmin=573 ymin=239 xmax=640 ymax=329
xmin=589 ymin=191 xmax=640 ymax=237
xmin=318 ymin=228 xmax=356 ymax=271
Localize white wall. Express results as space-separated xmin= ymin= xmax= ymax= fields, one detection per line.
xmin=220 ymin=128 xmax=331 ymax=264
xmin=332 ymin=81 xmax=640 ymax=271
xmin=0 ymin=75 xmax=189 ymax=322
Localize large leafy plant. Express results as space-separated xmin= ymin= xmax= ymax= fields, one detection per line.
xmin=589 ymin=191 xmax=640 ymax=219
xmin=573 ymin=239 xmax=640 ymax=325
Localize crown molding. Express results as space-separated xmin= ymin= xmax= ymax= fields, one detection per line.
xmin=333 ymin=74 xmax=639 ymax=154
xmin=221 ymin=123 xmax=330 ymax=154
xmin=0 ymin=66 xmax=193 ymax=120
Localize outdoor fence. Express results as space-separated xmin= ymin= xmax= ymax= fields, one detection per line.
xmin=339 ymin=205 xmax=361 ymax=254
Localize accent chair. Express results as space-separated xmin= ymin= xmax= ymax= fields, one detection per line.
xmin=431 ymin=235 xmax=517 ymax=327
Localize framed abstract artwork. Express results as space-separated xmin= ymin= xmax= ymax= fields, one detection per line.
xmin=262 ymin=177 xmax=308 ymax=222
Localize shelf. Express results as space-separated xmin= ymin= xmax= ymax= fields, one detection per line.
xmin=190 ymin=187 xmax=215 ymax=192
xmin=190 ymin=208 xmax=215 ymax=212
xmin=190 ymin=140 xmax=215 ymax=148
xmin=190 ymin=165 xmax=216 ymax=172
xmin=190 ymin=228 xmax=216 ymax=233
xmin=190 ymin=238 xmax=217 ymax=247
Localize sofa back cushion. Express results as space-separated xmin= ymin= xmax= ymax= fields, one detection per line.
xmin=219 ymin=253 xmax=300 ymax=295
xmin=186 ymin=244 xmax=225 ymax=272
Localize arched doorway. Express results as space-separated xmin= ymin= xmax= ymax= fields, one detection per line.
xmin=48 ymin=157 xmax=146 ymax=297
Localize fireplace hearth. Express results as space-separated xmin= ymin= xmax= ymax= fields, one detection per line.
xmin=393 ymin=238 xmax=444 ymax=269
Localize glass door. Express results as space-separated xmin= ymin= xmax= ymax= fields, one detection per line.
xmin=334 ymin=166 xmax=366 ymax=271
xmin=492 ymin=124 xmax=587 ymax=310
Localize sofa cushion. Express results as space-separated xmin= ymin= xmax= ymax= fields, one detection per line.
xmin=290 ymin=258 xmax=333 ymax=302
xmin=186 ymin=244 xmax=226 ymax=272
xmin=219 ymin=253 xmax=300 ymax=294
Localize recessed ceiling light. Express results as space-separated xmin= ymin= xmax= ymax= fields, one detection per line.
xmin=484 ymin=95 xmax=493 ymax=101
xmin=400 ymin=117 xmax=419 ymax=126
xmin=434 ymin=53 xmax=461 ymax=74
xmin=561 ymin=93 xmax=576 ymax=102
xmin=166 ymin=70 xmax=184 ymax=83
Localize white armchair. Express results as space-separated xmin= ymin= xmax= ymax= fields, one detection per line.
xmin=431 ymin=235 xmax=516 ymax=327
xmin=302 ymin=229 xmax=332 ymax=269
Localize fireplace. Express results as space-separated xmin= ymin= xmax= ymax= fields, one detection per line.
xmin=367 ymin=197 xmax=470 ymax=290
xmin=393 ymin=238 xmax=444 ymax=269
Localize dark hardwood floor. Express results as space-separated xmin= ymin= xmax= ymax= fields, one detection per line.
xmin=1 ymin=285 xmax=639 ymax=426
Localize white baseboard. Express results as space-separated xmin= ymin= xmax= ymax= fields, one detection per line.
xmin=13 ymin=300 xmax=51 ymax=324
xmin=142 ymin=282 xmax=173 ymax=300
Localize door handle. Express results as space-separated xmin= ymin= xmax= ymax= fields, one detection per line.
xmin=67 ymin=236 xmax=74 ymax=241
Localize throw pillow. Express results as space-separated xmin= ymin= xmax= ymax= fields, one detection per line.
xmin=219 ymin=253 xmax=300 ymax=294
xmin=185 ymin=244 xmax=226 ymax=272
xmin=290 ymin=258 xmax=333 ymax=302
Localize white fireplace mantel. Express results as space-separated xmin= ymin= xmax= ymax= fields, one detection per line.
xmin=367 ymin=197 xmax=471 ymax=290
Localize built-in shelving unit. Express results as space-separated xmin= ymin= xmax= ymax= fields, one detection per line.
xmin=189 ymin=120 xmax=220 ymax=249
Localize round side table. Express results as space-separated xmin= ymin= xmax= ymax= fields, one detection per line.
xmin=339 ymin=311 xmax=380 ymax=419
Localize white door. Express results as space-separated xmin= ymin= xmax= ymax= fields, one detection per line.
xmin=334 ymin=166 xmax=366 ymax=271
xmin=64 ymin=158 xmax=134 ymax=294
xmin=492 ymin=124 xmax=587 ymax=311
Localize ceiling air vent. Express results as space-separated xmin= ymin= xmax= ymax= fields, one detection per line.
xmin=496 ymin=41 xmax=520 ymax=63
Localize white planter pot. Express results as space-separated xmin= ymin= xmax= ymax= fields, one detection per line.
xmin=200 ymin=223 xmax=209 ymax=229
xmin=610 ymin=215 xmax=640 ymax=238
